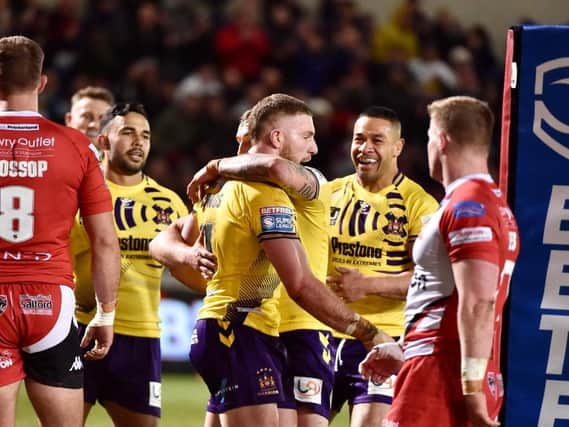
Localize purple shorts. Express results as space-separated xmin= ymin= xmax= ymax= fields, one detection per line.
xmin=332 ymin=338 xmax=396 ymax=413
xmin=77 ymin=324 xmax=161 ymax=417
xmin=278 ymin=329 xmax=336 ymax=419
xmin=190 ymin=319 xmax=286 ymax=414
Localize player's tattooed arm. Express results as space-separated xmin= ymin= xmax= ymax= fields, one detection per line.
xmin=216 ymin=154 xmax=319 ymax=200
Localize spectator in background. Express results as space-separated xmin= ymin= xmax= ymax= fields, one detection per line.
xmin=215 ymin=0 xmax=271 ymax=81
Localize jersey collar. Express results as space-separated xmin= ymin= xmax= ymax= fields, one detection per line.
xmin=445 ymin=173 xmax=493 ymax=196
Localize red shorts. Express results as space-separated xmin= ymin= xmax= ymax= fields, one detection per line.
xmin=0 ymin=283 xmax=82 ymax=388
xmin=384 ymin=349 xmax=502 ymax=427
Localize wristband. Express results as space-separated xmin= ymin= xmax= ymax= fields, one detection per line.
xmin=344 ymin=313 xmax=361 ymax=336
xmin=88 ymin=300 xmax=117 ymax=327
xmin=461 ymin=357 xmax=487 ymax=395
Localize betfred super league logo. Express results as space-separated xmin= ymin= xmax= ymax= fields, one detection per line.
xmin=533 ymin=57 xmax=569 ymax=160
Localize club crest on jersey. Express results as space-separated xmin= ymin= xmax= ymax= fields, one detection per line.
xmin=152 ymin=205 xmax=174 ymax=225
xmin=452 ymin=200 xmax=485 ymax=219
xmin=0 ymin=295 xmax=7 ymax=315
xmin=383 ymin=212 xmax=408 ymax=237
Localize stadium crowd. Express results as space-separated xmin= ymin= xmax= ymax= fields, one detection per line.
xmin=1 ymin=0 xmax=510 ymax=200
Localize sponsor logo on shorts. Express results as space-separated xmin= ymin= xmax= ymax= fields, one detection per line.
xmin=0 ymin=295 xmax=7 ymax=315
xmin=448 ymin=226 xmax=492 ymax=246
xmin=259 ymin=206 xmax=295 ymax=234
xmin=452 ymin=200 xmax=486 ymax=218
xmin=0 ymin=351 xmax=14 ymax=369
xmin=214 ymin=378 xmax=239 ymax=399
xmin=256 ymin=367 xmax=279 ymax=397
xmin=293 ymin=376 xmax=323 ymax=404
xmin=68 ymin=356 xmax=83 ymax=372
xmin=382 ymin=420 xmax=399 ymax=427
xmin=149 ymin=381 xmax=161 ymax=408
xmin=368 ymin=374 xmax=396 ymax=397
xmin=20 ymin=294 xmax=53 ymax=315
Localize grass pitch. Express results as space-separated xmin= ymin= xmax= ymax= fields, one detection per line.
xmin=16 ymin=373 xmax=351 ymax=426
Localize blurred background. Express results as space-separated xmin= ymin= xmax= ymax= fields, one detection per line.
xmin=2 ymin=0 xmax=568 ymax=365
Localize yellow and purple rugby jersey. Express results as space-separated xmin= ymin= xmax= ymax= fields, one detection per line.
xmin=197 ymin=181 xmax=299 ymax=337
xmin=71 ymin=175 xmax=188 ymax=338
xmin=278 ymin=167 xmax=332 ymax=333
xmin=326 ymin=173 xmax=438 ymax=338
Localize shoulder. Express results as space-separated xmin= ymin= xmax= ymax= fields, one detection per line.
xmin=398 ymin=176 xmax=438 ymax=206
xmin=325 ymin=174 xmax=353 ymax=192
xmin=304 ymin=166 xmax=328 ymax=184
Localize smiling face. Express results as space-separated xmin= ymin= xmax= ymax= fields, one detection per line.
xmin=104 ymin=112 xmax=151 ymax=176
xmin=350 ymin=116 xmax=403 ymax=189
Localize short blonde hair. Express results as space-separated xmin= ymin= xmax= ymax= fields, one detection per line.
xmin=70 ymin=86 xmax=115 ymax=106
xmin=428 ymin=96 xmax=494 ymax=149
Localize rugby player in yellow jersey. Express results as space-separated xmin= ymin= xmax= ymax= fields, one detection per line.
xmin=70 ymin=103 xmax=188 ymax=426
xmin=190 ymin=106 xmax=439 ymax=427
xmin=190 ymin=156 xmax=334 ymax=427
xmin=150 ymin=94 xmax=394 ymax=427
xmin=325 ymin=107 xmax=438 ymax=427
xmin=186 ymin=132 xmax=333 ymax=427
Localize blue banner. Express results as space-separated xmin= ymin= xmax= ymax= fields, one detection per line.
xmin=505 ymin=26 xmax=569 ymax=426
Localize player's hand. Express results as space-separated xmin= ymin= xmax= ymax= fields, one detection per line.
xmin=80 ymin=324 xmax=113 ymax=361
xmin=327 ymin=266 xmax=368 ymax=303
xmin=187 ymin=161 xmax=222 ymax=203
xmin=185 ymin=228 xmax=217 ymax=279
xmin=464 ymin=393 xmax=500 ymax=427
xmin=358 ymin=342 xmax=404 ymax=384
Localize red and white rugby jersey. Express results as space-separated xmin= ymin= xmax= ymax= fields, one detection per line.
xmin=0 ymin=111 xmax=111 ymax=286
xmin=402 ymin=173 xmax=519 ymax=362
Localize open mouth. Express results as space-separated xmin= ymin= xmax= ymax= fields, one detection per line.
xmin=357 ymin=156 xmax=378 ymax=167
xmin=127 ymin=150 xmax=145 ymax=161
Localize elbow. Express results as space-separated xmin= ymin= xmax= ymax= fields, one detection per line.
xmin=284 ymin=278 xmax=304 ymax=301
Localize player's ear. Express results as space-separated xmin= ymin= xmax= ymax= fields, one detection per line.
xmin=439 ymin=132 xmax=450 ymax=152
xmin=268 ymin=129 xmax=281 ymax=148
xmin=37 ymin=74 xmax=48 ymax=95
xmin=394 ymin=137 xmax=405 ymax=157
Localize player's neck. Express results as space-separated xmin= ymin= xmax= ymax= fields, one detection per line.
xmin=357 ymin=165 xmax=399 ymax=193
xmin=1 ymin=92 xmax=39 ymax=112
xmin=442 ymin=154 xmax=489 ymax=188
xmin=106 ymin=168 xmax=144 ymax=186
